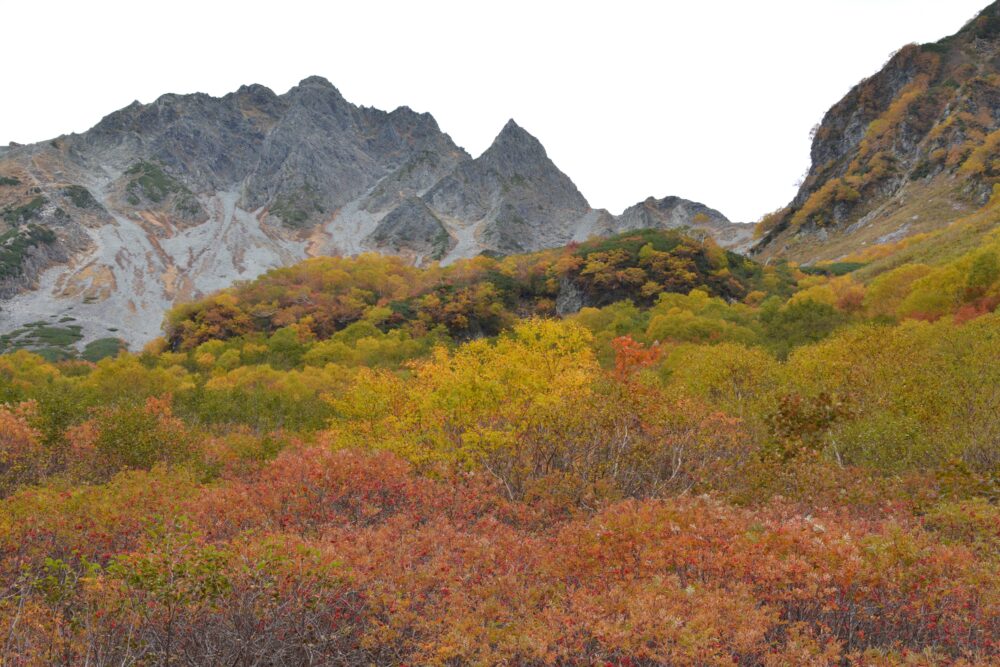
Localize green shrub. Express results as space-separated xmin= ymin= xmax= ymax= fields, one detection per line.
xmin=29 ymin=326 xmax=83 ymax=347
xmin=2 ymin=196 xmax=47 ymax=224
xmin=62 ymin=185 xmax=100 ymax=210
xmin=0 ymin=224 xmax=57 ymax=279
xmin=799 ymin=262 xmax=866 ymax=277
xmin=761 ymin=298 xmax=846 ymax=358
xmin=82 ymin=338 xmax=126 ymax=362
xmin=125 ymin=161 xmax=192 ymax=204
xmin=32 ymin=347 xmax=76 ymax=363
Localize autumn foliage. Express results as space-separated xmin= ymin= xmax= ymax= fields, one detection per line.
xmin=163 ymin=229 xmax=769 ymax=350
xmin=0 ymin=445 xmax=997 ymax=665
xmin=0 ymin=228 xmax=998 ymax=664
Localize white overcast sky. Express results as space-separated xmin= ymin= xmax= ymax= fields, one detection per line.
xmin=1 ymin=0 xmax=989 ymax=221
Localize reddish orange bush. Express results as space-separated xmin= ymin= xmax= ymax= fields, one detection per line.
xmin=0 ymin=448 xmax=995 ymax=665
xmin=0 ymin=401 xmax=46 ymax=496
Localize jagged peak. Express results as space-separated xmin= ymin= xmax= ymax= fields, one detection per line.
xmin=388 ymin=105 xmax=442 ymax=129
xmin=495 ymin=118 xmax=537 ymax=143
xmin=480 ymin=118 xmax=547 ymax=162
xmin=235 ymin=83 xmax=276 ymax=97
xmin=296 ymin=75 xmax=337 ymax=89
xmin=501 ymin=118 xmax=523 ymax=132
xmin=284 ymin=76 xmax=346 ymax=103
xmin=153 ymin=90 xmax=211 ymax=106
xmin=282 ymin=76 xmax=349 ymax=112
xmin=646 ymin=195 xmax=697 ymax=208
xmin=88 ymin=100 xmax=146 ymax=134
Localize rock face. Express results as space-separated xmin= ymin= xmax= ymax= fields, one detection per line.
xmin=753 ymin=2 xmax=1000 ymax=263
xmin=424 ymin=120 xmax=593 ymax=256
xmin=367 ymin=197 xmax=454 ymax=261
xmin=0 ymin=77 xmax=747 ymax=348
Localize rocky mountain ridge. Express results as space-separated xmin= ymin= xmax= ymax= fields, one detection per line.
xmin=0 ymin=77 xmax=750 ymax=349
xmin=753 ymin=1 xmax=1000 ymax=264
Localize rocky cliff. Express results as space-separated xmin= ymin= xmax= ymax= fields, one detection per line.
xmin=753 ymin=2 xmax=1000 ymax=264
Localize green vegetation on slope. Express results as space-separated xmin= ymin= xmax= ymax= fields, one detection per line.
xmin=164 ymin=229 xmax=788 ymax=350
xmin=0 ymin=223 xmax=56 ymax=280
xmin=1 ymin=196 xmax=46 ymax=224
xmin=62 ymin=184 xmax=100 ymax=210
xmin=124 ymin=161 xmax=203 ymax=217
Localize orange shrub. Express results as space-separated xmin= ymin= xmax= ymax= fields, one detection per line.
xmin=0 ymin=447 xmax=995 ymax=665
xmin=0 ymin=401 xmax=46 ymax=496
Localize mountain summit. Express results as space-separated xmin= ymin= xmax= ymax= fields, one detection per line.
xmin=423 ymin=120 xmax=596 ymax=256
xmin=0 ymin=81 xmax=746 ymax=347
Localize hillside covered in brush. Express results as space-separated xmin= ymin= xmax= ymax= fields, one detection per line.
xmin=0 ymin=220 xmax=998 ymax=663
xmin=163 ymin=229 xmax=774 ymax=351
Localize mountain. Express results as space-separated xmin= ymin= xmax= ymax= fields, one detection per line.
xmin=423 ymin=119 xmax=597 ymax=257
xmin=753 ymin=2 xmax=1000 ymax=264
xmin=0 ymin=78 xmax=745 ymax=349
xmin=612 ymin=196 xmax=754 ymax=250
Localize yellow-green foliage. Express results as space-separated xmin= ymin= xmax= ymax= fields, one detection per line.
xmin=783 ymin=315 xmax=1000 ymax=471
xmin=644 ymin=290 xmax=759 ymax=346
xmin=790 ymin=178 xmax=861 ymax=228
xmin=660 ymin=342 xmax=782 ymax=425
xmin=570 ymin=289 xmax=762 ymax=365
xmin=863 ymin=263 xmax=934 ymax=317
xmin=959 ymin=128 xmax=1000 ymax=176
xmin=302 ymin=321 xmax=445 ymax=368
xmin=328 ymin=319 xmax=599 ymax=471
xmin=788 ymin=275 xmax=865 ymax=312
xmin=892 ymin=234 xmax=1000 ymax=319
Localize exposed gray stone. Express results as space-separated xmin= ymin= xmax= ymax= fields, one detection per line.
xmin=555 ymin=276 xmax=584 ymax=316
xmin=367 ymin=197 xmax=455 ymax=261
